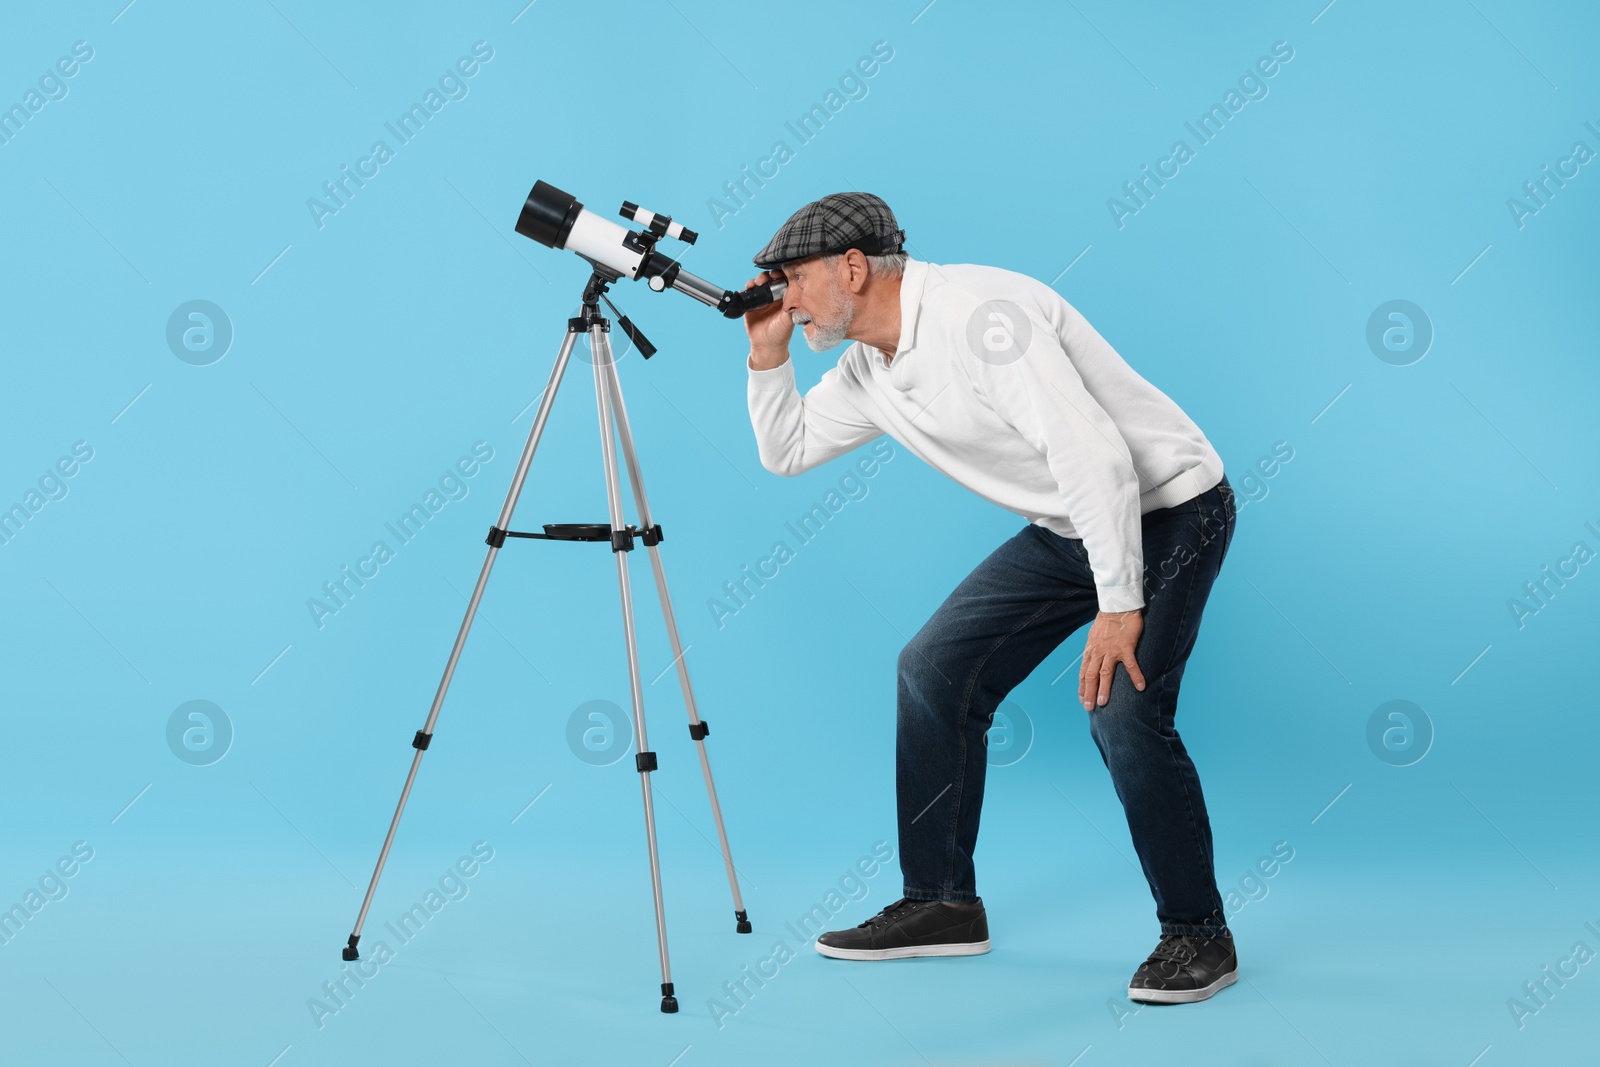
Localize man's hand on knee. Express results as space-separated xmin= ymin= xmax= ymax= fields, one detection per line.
xmin=1079 ymin=609 xmax=1147 ymax=711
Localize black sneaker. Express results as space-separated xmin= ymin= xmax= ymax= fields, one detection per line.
xmin=1127 ymin=932 xmax=1238 ymax=1003
xmin=814 ymin=897 xmax=991 ymax=960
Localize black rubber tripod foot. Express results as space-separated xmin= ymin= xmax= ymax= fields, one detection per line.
xmin=735 ymin=909 xmax=752 ymax=934
xmin=343 ymin=934 xmax=360 ymax=961
xmin=660 ymin=982 xmax=679 ymax=1013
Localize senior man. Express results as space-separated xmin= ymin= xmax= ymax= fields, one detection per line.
xmin=739 ymin=192 xmax=1240 ymax=1004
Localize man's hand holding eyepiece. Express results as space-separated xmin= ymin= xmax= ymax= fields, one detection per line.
xmin=744 ymin=270 xmax=793 ymax=371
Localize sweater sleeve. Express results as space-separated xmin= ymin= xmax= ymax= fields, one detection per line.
xmin=977 ymin=308 xmax=1146 ymax=613
xmin=747 ymin=351 xmax=881 ymax=476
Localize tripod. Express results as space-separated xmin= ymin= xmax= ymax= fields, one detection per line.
xmin=342 ymin=267 xmax=751 ymax=1014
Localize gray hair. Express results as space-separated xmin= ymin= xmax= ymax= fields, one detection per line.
xmin=819 ymin=249 xmax=907 ymax=279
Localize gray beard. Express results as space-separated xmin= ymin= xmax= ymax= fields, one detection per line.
xmin=794 ymin=283 xmax=854 ymax=352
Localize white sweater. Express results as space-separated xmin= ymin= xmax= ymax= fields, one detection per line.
xmin=746 ymin=258 xmax=1224 ymax=612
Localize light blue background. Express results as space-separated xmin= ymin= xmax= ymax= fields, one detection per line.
xmin=2 ymin=1 xmax=1597 ymax=1064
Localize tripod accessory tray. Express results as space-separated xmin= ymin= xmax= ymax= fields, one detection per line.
xmin=486 ymin=522 xmax=664 ymax=552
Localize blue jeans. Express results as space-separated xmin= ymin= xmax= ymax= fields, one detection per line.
xmin=896 ymin=475 xmax=1237 ymax=938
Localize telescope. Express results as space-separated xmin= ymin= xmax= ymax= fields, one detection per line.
xmin=515 ymin=180 xmax=784 ymax=323
xmin=344 ymin=177 xmax=766 ymax=1016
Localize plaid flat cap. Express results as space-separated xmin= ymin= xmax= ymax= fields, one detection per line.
xmin=752 ymin=192 xmax=906 ymax=269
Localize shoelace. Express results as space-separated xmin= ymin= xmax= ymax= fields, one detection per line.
xmin=1149 ymin=934 xmax=1200 ymax=969
xmin=859 ymin=897 xmax=922 ymax=930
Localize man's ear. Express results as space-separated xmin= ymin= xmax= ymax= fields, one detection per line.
xmin=844 ymin=248 xmax=871 ymax=294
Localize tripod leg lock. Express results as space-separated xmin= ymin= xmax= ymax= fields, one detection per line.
xmin=343 ymin=934 xmax=361 ymax=960
xmin=412 ymin=730 xmax=433 ymax=751
xmin=660 ymin=981 xmax=678 ymax=1013
xmin=640 ymin=523 xmax=664 ymax=546
xmin=735 ymin=909 xmax=752 ymax=934
xmin=688 ymin=720 xmax=710 ymax=741
xmin=635 ymin=751 xmax=658 ymax=773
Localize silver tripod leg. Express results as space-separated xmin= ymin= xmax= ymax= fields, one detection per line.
xmin=599 ymin=350 xmax=751 ymax=933
xmin=590 ymin=321 xmax=679 ymax=1015
xmin=343 ymin=326 xmax=580 ymax=963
